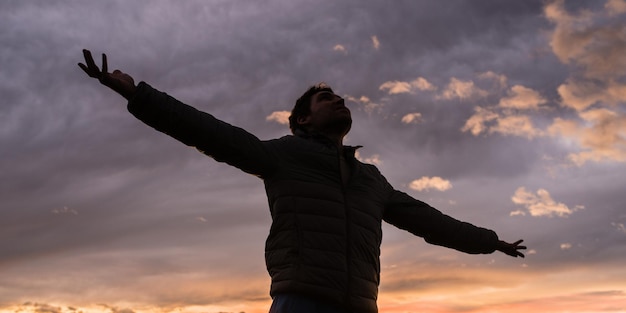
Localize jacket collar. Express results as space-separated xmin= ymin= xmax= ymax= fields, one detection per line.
xmin=294 ymin=129 xmax=362 ymax=157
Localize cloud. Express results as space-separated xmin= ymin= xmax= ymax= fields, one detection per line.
xmin=545 ymin=0 xmax=626 ymax=111
xmin=411 ymin=77 xmax=436 ymax=91
xmin=333 ymin=44 xmax=347 ymax=54
xmin=99 ymin=304 xmax=136 ymax=313
xmin=437 ymin=77 xmax=488 ymax=100
xmin=543 ymin=0 xmax=626 ymax=166
xmin=549 ymin=108 xmax=626 ymax=165
xmin=606 ymin=0 xmax=626 ymax=15
xmin=462 ymin=108 xmax=543 ymax=139
xmin=510 ymin=210 xmax=526 ymax=217
xmin=346 ymin=95 xmax=382 ymax=114
xmin=379 ymin=77 xmax=435 ymax=95
xmin=51 ymin=206 xmax=78 ymax=215
xmin=611 ymin=222 xmax=626 ymax=234
xmin=401 ymin=112 xmax=423 ymax=124
xmin=490 ymin=114 xmax=544 ymax=139
xmin=371 ymin=35 xmax=380 ymax=50
xmin=462 ymin=83 xmax=546 ymax=139
xmin=511 ymin=187 xmax=583 ymax=217
xmin=462 ymin=107 xmax=500 ymax=136
xmin=265 ymin=111 xmax=290 ymax=125
xmin=379 ymin=81 xmax=411 ymax=94
xmin=546 ymin=0 xmax=626 ymax=80
xmin=36 ymin=304 xmax=62 ymax=313
xmin=18 ymin=302 xmax=63 ymax=313
xmin=355 ymin=151 xmax=382 ymax=166
xmin=498 ymin=85 xmax=547 ymax=110
xmin=556 ymin=79 xmax=626 ymax=112
xmin=478 ymin=71 xmax=508 ymax=90
xmin=408 ymin=176 xmax=452 ymax=192
xmin=560 ymin=243 xmax=572 ymax=250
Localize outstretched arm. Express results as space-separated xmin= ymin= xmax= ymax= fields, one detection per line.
xmin=77 ymin=49 xmax=278 ymax=178
xmin=384 ymin=189 xmax=527 ymax=258
xmin=78 ymin=49 xmax=137 ymax=100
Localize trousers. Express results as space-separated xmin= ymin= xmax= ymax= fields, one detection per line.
xmin=269 ymin=294 xmax=352 ymax=313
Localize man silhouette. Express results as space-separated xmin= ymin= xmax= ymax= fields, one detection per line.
xmin=79 ymin=49 xmax=525 ymax=313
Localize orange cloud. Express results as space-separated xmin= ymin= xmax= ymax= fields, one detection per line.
xmin=265 ymin=111 xmax=290 ymax=125
xmin=498 ymin=85 xmax=547 ymax=110
xmin=409 ymin=176 xmax=452 ymax=192
xmin=355 ymin=151 xmax=383 ymax=166
xmin=549 ymin=108 xmax=626 ymax=165
xmin=333 ymin=44 xmax=347 ymax=54
xmin=544 ymin=0 xmax=626 ymax=166
xmin=462 ymin=85 xmax=545 ymax=139
xmin=401 ymin=112 xmax=423 ymax=124
xmin=379 ymin=77 xmax=436 ymax=94
xmin=372 ymin=35 xmax=380 ymax=50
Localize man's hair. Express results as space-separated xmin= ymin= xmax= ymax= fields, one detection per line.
xmin=288 ymin=82 xmax=334 ymax=134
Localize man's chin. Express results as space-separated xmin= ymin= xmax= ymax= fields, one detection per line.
xmin=339 ymin=119 xmax=352 ymax=136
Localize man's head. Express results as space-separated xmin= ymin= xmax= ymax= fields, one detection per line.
xmin=289 ymin=83 xmax=352 ymax=137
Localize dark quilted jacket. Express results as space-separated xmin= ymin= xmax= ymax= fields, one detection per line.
xmin=128 ymin=82 xmax=500 ymax=313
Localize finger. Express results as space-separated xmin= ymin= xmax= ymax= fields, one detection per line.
xmin=513 ymin=239 xmax=524 ymax=246
xmin=102 ymin=53 xmax=108 ymax=73
xmin=78 ymin=62 xmax=90 ymax=74
xmin=83 ymin=49 xmax=99 ymax=72
xmin=78 ymin=62 xmax=100 ymax=78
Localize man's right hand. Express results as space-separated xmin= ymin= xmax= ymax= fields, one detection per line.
xmin=78 ymin=49 xmax=137 ymax=100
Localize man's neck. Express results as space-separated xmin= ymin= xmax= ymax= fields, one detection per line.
xmin=316 ymin=130 xmax=344 ymax=151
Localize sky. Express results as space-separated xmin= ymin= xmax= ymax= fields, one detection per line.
xmin=1 ymin=0 xmax=625 ymax=312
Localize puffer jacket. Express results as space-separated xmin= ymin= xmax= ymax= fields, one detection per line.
xmin=127 ymin=82 xmax=500 ymax=313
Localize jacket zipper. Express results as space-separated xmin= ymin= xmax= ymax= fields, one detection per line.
xmin=338 ymin=148 xmax=352 ymax=308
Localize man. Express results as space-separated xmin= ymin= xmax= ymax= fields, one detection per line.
xmin=78 ymin=49 xmax=525 ymax=313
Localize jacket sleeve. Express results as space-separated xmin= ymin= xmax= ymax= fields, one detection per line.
xmin=383 ymin=189 xmax=499 ymax=254
xmin=127 ymin=82 xmax=277 ymax=178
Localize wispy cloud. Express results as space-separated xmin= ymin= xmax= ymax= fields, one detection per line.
xmin=611 ymin=222 xmax=626 ymax=234
xmin=479 ymin=71 xmax=508 ymax=90
xmin=346 ymin=95 xmax=382 ymax=114
xmin=51 ymin=206 xmax=78 ymax=215
xmin=437 ymin=77 xmax=488 ymax=100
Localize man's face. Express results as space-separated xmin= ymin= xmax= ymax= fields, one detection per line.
xmin=298 ymin=90 xmax=352 ymax=136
